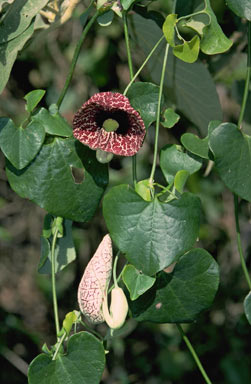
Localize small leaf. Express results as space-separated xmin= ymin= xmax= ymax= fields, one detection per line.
xmin=121 ymin=0 xmax=137 ymax=10
xmin=160 ymin=144 xmax=202 ymax=184
xmin=122 ymin=264 xmax=156 ymax=300
xmin=103 ymin=185 xmax=201 ymax=276
xmin=63 ymin=311 xmax=78 ymax=335
xmin=174 ymin=170 xmax=190 ymax=193
xmin=0 ymin=118 xmax=45 ymax=169
xmin=97 ymin=10 xmax=114 ymax=26
xmin=38 ymin=220 xmax=76 ymax=274
xmin=31 ymin=108 xmax=72 ymax=137
xmin=24 ymin=89 xmax=46 ymax=113
xmin=127 ymin=82 xmax=163 ymax=129
xmin=181 ymin=12 xmax=210 ymax=35
xmin=226 ymin=0 xmax=251 ymax=20
xmin=209 ymin=123 xmax=251 ymax=202
xmin=28 ymin=332 xmax=105 ymax=384
xmin=201 ymin=0 xmax=233 ymax=54
xmin=130 ymin=248 xmax=219 ymax=323
xmin=173 ymin=35 xmax=200 ymax=64
xmin=135 ymin=179 xmax=152 ymax=201
xmin=162 ymin=14 xmax=177 ymax=47
xmin=244 ymin=291 xmax=251 ymax=325
xmin=181 ymin=133 xmax=209 ymax=159
xmin=162 ymin=108 xmax=180 ymax=128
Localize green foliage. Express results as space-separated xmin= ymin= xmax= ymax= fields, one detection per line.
xmin=161 ymin=108 xmax=180 ymax=128
xmin=130 ymin=248 xmax=219 ymax=323
xmin=122 ymin=264 xmax=156 ymax=300
xmin=209 ymin=123 xmax=251 ymax=202
xmin=6 ymin=139 xmax=109 ymax=222
xmin=28 ymin=332 xmax=106 ymax=384
xmin=24 ymin=90 xmax=46 ymax=113
xmin=244 ymin=292 xmax=251 ymax=325
xmin=103 ymin=185 xmax=201 ymax=276
xmin=160 ymin=144 xmax=202 ymax=184
xmin=226 ymin=0 xmax=251 ymax=20
xmin=0 ymin=117 xmax=45 ymax=169
xmin=181 ymin=133 xmax=209 ymax=159
xmin=32 ymin=107 xmax=73 ymax=137
xmin=127 ymin=82 xmax=163 ymax=129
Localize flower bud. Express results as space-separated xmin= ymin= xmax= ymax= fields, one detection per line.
xmin=102 ymin=286 xmax=128 ymax=329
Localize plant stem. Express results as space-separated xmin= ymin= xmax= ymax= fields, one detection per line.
xmin=123 ymin=35 xmax=165 ymax=96
xmin=149 ymin=43 xmax=169 ymax=185
xmin=51 ymin=227 xmax=60 ymax=336
xmin=113 ymin=254 xmax=119 ymax=288
xmin=234 ymin=194 xmax=251 ymax=290
xmin=123 ymin=11 xmax=137 ymax=186
xmin=238 ymin=22 xmax=251 ymax=129
xmin=176 ymin=324 xmax=213 ymax=384
xmin=56 ymin=10 xmax=99 ymax=109
xmin=52 ymin=332 xmax=67 ymax=361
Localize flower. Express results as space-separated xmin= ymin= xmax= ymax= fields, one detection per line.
xmin=73 ymin=92 xmax=146 ymax=156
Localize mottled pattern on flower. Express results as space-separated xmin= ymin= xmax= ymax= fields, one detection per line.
xmin=73 ymin=92 xmax=146 ymax=156
xmin=78 ymin=234 xmax=113 ymax=324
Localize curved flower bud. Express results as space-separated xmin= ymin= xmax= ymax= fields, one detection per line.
xmin=102 ymin=286 xmax=128 ymax=329
xmin=73 ymin=92 xmax=146 ymax=156
xmin=78 ymin=234 xmax=113 ymax=324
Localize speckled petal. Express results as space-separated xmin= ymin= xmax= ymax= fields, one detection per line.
xmin=73 ymin=92 xmax=146 ymax=156
xmin=78 ymin=234 xmax=113 ymax=324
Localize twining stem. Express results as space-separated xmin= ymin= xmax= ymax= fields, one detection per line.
xmin=149 ymin=43 xmax=169 ymax=185
xmin=51 ymin=227 xmax=60 ymax=336
xmin=56 ymin=10 xmax=99 ymax=109
xmin=176 ymin=324 xmax=213 ymax=384
xmin=123 ymin=11 xmax=137 ymax=186
xmin=113 ymin=254 xmax=119 ymax=288
xmin=52 ymin=332 xmax=67 ymax=360
xmin=238 ymin=22 xmax=251 ymax=129
xmin=123 ymin=35 xmax=165 ymax=96
xmin=234 ymin=194 xmax=251 ymax=290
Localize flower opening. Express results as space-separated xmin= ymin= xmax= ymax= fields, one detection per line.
xmin=73 ymin=92 xmax=146 ymax=156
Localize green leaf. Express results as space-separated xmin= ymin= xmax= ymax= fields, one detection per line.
xmin=97 ymin=10 xmax=114 ymax=26
xmin=6 ymin=138 xmax=109 ymax=222
xmin=121 ymin=0 xmax=136 ymax=10
xmin=0 ymin=0 xmax=49 ymax=43
xmin=38 ymin=220 xmax=76 ymax=274
xmin=63 ymin=311 xmax=78 ymax=335
xmin=201 ymin=0 xmax=233 ymax=54
xmin=162 ymin=14 xmax=177 ymax=47
xmin=160 ymin=144 xmax=202 ymax=184
xmin=127 ymin=82 xmax=163 ymax=129
xmin=209 ymin=123 xmax=251 ymax=202
xmin=181 ymin=12 xmax=210 ymax=35
xmin=130 ymin=13 xmax=222 ymax=135
xmin=226 ymin=0 xmax=251 ymax=20
xmin=24 ymin=90 xmax=46 ymax=113
xmin=135 ymin=179 xmax=152 ymax=201
xmin=174 ymin=170 xmax=190 ymax=193
xmin=31 ymin=108 xmax=73 ymax=137
xmin=0 ymin=22 xmax=34 ymax=94
xmin=173 ymin=35 xmax=200 ymax=63
xmin=103 ymin=185 xmax=201 ymax=276
xmin=28 ymin=332 xmax=105 ymax=384
xmin=130 ymin=248 xmax=219 ymax=323
xmin=181 ymin=133 xmax=209 ymax=159
xmin=0 ymin=118 xmax=45 ymax=169
xmin=244 ymin=291 xmax=251 ymax=325
xmin=122 ymin=264 xmax=156 ymax=300
xmin=162 ymin=108 xmax=180 ymax=128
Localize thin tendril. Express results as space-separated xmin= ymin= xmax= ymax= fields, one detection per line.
xmin=51 ymin=227 xmax=60 ymax=337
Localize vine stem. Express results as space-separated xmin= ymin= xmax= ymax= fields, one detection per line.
xmin=51 ymin=227 xmax=60 ymax=336
xmin=176 ymin=324 xmax=213 ymax=384
xmin=238 ymin=22 xmax=251 ymax=130
xmin=112 ymin=254 xmax=119 ymax=288
xmin=56 ymin=10 xmax=99 ymax=109
xmin=52 ymin=332 xmax=67 ymax=361
xmin=234 ymin=194 xmax=251 ymax=290
xmin=123 ymin=35 xmax=165 ymax=96
xmin=149 ymin=43 xmax=169 ymax=185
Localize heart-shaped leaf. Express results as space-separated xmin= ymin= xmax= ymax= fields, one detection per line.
xmin=181 ymin=12 xmax=210 ymax=35
xmin=32 ymin=107 xmax=72 ymax=137
xmin=163 ymin=14 xmax=177 ymax=47
xmin=122 ymin=264 xmax=156 ymax=300
xmin=162 ymin=108 xmax=180 ymax=129
xmin=174 ymin=170 xmax=190 ymax=193
xmin=38 ymin=220 xmax=76 ymax=274
xmin=103 ymin=185 xmax=201 ymax=276
xmin=6 ymin=138 xmax=108 ymax=222
xmin=24 ymin=89 xmax=46 ymax=113
xmin=209 ymin=123 xmax=251 ymax=202
xmin=160 ymin=144 xmax=202 ymax=184
xmin=28 ymin=332 xmax=105 ymax=384
xmin=127 ymin=82 xmax=163 ymax=129
xmin=181 ymin=133 xmax=209 ymax=159
xmin=130 ymin=248 xmax=219 ymax=323
xmin=226 ymin=0 xmax=251 ymax=20
xmin=244 ymin=291 xmax=251 ymax=325
xmin=173 ymin=35 xmax=200 ymax=63
xmin=0 ymin=117 xmax=45 ymax=169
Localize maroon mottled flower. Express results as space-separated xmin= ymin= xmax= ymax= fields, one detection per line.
xmin=73 ymin=92 xmax=146 ymax=156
